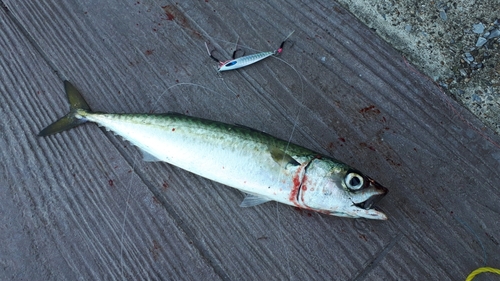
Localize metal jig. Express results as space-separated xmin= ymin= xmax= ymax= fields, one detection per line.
xmin=205 ymin=31 xmax=294 ymax=72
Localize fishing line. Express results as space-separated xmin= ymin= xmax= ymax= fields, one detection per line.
xmin=155 ymin=31 xmax=303 ymax=280
xmin=453 ymin=217 xmax=500 ymax=281
xmin=152 ymin=82 xmax=212 ymax=112
xmin=466 ymin=267 xmax=500 ymax=281
xmin=151 ymin=31 xmax=297 ymax=113
xmin=119 ymin=153 xmax=139 ymax=278
xmin=455 ymin=216 xmax=487 ymax=265
xmin=269 ymin=45 xmax=305 ymax=281
xmin=205 ymin=35 xmax=268 ymax=56
xmin=206 ymin=31 xmax=304 ymax=280
xmin=212 ymin=31 xmax=305 ymax=280
xmin=151 ymin=81 xmax=241 ymax=113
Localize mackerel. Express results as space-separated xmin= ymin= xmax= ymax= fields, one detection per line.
xmin=39 ymin=81 xmax=388 ymax=220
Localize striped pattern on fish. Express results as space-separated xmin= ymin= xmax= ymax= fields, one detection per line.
xmin=39 ymin=81 xmax=388 ymax=220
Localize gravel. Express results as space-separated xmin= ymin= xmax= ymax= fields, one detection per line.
xmin=335 ymin=0 xmax=500 ymax=135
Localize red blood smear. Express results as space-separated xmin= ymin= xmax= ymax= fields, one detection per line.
xmin=300 ymin=176 xmax=307 ymax=203
xmin=289 ymin=169 xmax=302 ymax=206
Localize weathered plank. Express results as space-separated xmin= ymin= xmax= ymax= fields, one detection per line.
xmin=0 ymin=4 xmax=220 ymax=280
xmin=1 ymin=0 xmax=499 ymax=280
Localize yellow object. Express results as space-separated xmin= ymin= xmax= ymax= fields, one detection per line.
xmin=466 ymin=267 xmax=500 ymax=281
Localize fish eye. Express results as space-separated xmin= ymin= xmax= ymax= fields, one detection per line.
xmin=345 ymin=172 xmax=364 ymax=191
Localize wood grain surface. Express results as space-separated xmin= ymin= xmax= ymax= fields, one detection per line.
xmin=1 ymin=0 xmax=499 ymax=280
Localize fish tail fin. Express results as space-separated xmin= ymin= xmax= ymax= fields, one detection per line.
xmin=38 ymin=81 xmax=92 ymax=136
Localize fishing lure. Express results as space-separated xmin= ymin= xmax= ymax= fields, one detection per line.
xmin=206 ymin=31 xmax=294 ymax=72
xmin=39 ymin=81 xmax=389 ymax=220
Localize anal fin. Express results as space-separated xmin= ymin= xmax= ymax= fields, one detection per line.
xmin=240 ymin=194 xmax=272 ymax=207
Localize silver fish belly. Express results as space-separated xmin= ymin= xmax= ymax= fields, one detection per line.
xmin=39 ymin=81 xmax=389 ymax=220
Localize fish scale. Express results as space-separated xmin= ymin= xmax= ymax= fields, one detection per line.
xmin=84 ymin=111 xmax=310 ymax=198
xmin=39 ymin=81 xmax=389 ymax=220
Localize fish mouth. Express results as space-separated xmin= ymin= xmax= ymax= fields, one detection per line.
xmin=355 ymin=179 xmax=388 ymax=210
xmin=355 ymin=193 xmax=386 ymax=210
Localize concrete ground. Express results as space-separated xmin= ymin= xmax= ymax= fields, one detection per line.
xmin=336 ymin=0 xmax=500 ymax=135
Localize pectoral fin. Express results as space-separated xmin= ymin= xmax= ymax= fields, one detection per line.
xmin=240 ymin=194 xmax=272 ymax=207
xmin=270 ymin=147 xmax=300 ymax=167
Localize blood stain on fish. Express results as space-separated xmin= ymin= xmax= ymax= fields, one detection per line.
xmin=289 ymin=169 xmax=302 ymax=206
xmin=300 ymin=176 xmax=308 ymax=203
